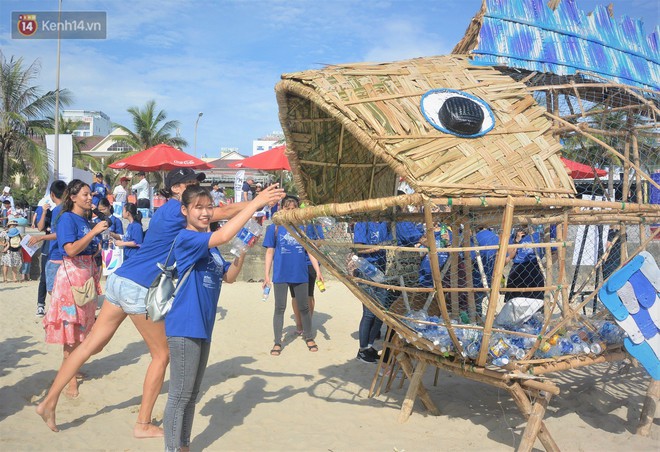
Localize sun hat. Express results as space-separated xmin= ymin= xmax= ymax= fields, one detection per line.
xmin=2 ymin=186 xmax=9 ymax=193
xmin=7 ymin=227 xmax=19 ymax=238
xmin=120 ymin=176 xmax=131 ymax=182
xmin=165 ymin=168 xmax=206 ymax=189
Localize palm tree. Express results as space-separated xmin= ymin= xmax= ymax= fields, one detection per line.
xmin=112 ymin=99 xmax=188 ymax=153
xmin=0 ymin=51 xmax=72 ymax=184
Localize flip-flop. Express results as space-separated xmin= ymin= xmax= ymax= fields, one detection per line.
xmin=616 ymin=281 xmax=640 ymax=315
xmin=598 ymin=287 xmax=645 ymax=344
xmin=270 ymin=344 xmax=282 ymax=356
xmin=639 ymin=251 xmax=660 ymax=292
xmin=624 ymin=337 xmax=660 ymax=380
xmin=630 ymin=270 xmax=658 ymax=309
xmin=645 ymin=294 xmax=660 ymax=330
xmin=305 ymin=339 xmax=318 ymax=352
xmin=606 ymin=255 xmax=645 ymax=292
xmin=630 ymin=306 xmax=658 ymax=341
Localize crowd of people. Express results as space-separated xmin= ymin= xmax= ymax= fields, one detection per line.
xmin=10 ymin=168 xmax=557 ymax=450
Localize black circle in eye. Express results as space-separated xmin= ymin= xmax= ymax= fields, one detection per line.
xmin=438 ymin=96 xmax=485 ymax=135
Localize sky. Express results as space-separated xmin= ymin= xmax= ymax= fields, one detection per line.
xmin=1 ymin=0 xmax=658 ymax=158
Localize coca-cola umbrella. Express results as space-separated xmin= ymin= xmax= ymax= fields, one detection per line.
xmin=109 ymin=144 xmax=213 ymax=171
xmin=228 ymin=145 xmax=291 ymax=171
xmin=561 ymin=157 xmax=607 ymax=179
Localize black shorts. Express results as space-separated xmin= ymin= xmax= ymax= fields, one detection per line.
xmin=289 ymin=265 xmax=317 ymax=298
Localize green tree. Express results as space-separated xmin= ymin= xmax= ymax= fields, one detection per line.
xmin=112 ymin=99 xmax=188 ymax=152
xmin=0 ymin=51 xmax=72 ymax=185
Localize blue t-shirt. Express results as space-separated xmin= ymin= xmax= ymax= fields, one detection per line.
xmin=418 ymin=252 xmax=449 ymax=288
xmin=262 ymin=224 xmax=309 ymax=283
xmin=115 ymin=199 xmax=186 ymax=287
xmin=471 ymin=228 xmax=499 ymax=261
xmin=90 ymin=182 xmax=108 ymax=206
xmin=511 ymin=231 xmax=544 ymax=264
xmin=353 ymin=222 xmax=391 ymax=272
xmin=395 ymin=221 xmax=424 ymax=247
xmin=122 ymin=221 xmax=144 ymax=261
xmin=304 ymin=223 xmax=324 ymax=266
xmin=92 ymin=214 xmax=123 ymax=235
xmin=48 ymin=205 xmax=64 ymax=261
xmin=57 ymin=211 xmax=99 ymax=256
xmin=165 ymin=230 xmax=231 ymax=341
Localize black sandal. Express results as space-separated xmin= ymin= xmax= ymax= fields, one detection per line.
xmin=305 ymin=339 xmax=318 ymax=352
xmin=270 ymin=344 xmax=282 ymax=356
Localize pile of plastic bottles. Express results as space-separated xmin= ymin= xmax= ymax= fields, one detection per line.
xmin=401 ymin=310 xmax=625 ymax=367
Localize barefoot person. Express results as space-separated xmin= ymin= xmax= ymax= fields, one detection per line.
xmin=42 ymin=180 xmax=109 ymax=398
xmin=164 ymin=185 xmax=268 ymax=451
xmin=37 ymin=168 xmax=284 ymax=436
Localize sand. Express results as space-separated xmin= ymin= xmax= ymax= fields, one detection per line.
xmin=0 ymin=278 xmax=657 ymax=451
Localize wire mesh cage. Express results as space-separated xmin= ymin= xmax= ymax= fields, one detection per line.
xmin=274 ymin=54 xmax=660 ymax=374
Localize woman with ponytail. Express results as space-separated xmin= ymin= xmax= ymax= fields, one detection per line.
xmin=42 ymin=179 xmax=109 ymax=398
xmin=112 ymin=202 xmax=143 ymax=262
xmin=37 ymin=168 xmax=284 ymax=437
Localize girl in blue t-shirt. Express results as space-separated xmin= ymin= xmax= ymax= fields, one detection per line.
xmin=42 ymin=179 xmax=109 ymax=398
xmin=263 ymin=196 xmax=322 ymax=356
xmin=113 ymin=202 xmax=143 ymax=261
xmin=163 ymin=185 xmax=267 ymax=452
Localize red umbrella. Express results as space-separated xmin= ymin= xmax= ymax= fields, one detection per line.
xmin=561 ymin=157 xmax=607 ymax=179
xmin=228 ymin=145 xmax=290 ymax=171
xmin=109 ymin=144 xmax=213 ymax=171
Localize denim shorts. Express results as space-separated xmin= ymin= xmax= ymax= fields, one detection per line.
xmin=104 ymin=273 xmax=149 ymax=315
xmin=45 ymin=261 xmax=61 ymax=292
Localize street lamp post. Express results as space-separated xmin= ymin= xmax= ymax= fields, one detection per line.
xmin=194 ymin=112 xmax=203 ymax=154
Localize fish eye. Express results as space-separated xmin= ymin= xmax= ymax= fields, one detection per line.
xmin=420 ymin=88 xmax=495 ymax=138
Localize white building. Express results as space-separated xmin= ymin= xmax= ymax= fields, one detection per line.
xmin=252 ymin=132 xmax=284 ymax=155
xmin=61 ymin=110 xmax=112 ymax=137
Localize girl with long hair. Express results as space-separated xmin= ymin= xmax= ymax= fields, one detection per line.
xmin=163 ymin=185 xmax=270 ymax=451
xmin=112 ymin=202 xmax=143 ymax=262
xmin=42 ymin=179 xmax=109 ymax=398
xmin=263 ymin=196 xmax=322 ymax=356
xmin=37 ymin=169 xmax=284 ymax=437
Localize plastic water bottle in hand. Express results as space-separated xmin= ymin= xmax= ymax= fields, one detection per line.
xmin=351 ymin=255 xmax=385 ymax=283
xmin=230 ymin=219 xmax=262 ymax=257
xmin=262 ymin=284 xmax=271 ymax=302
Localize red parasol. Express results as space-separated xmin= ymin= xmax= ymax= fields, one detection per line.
xmin=561 ymin=157 xmax=607 ymax=179
xmin=228 ymin=145 xmax=290 ymax=171
xmin=108 ymin=144 xmax=213 ymax=171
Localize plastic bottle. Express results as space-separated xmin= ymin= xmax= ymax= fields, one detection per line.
xmin=492 ymin=355 xmax=510 ymax=367
xmin=315 ymin=279 xmax=326 ymax=292
xmin=590 ymin=341 xmax=607 ymax=355
xmin=316 ymin=216 xmax=336 ymax=233
xmin=466 ymin=340 xmax=481 ymax=359
xmin=351 ymin=255 xmax=385 ymax=282
xmin=488 ymin=335 xmax=510 ymax=359
xmin=230 ymin=218 xmax=262 ymax=257
xmin=261 ymin=285 xmax=271 ymax=302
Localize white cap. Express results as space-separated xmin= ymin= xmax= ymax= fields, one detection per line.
xmin=351 ymin=255 xmax=359 ymax=261
xmin=2 ymin=186 xmax=9 ymax=193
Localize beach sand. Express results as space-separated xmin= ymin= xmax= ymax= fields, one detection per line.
xmin=0 ymin=278 xmax=657 ymax=451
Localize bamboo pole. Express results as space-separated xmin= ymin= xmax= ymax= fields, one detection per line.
xmin=477 ymin=197 xmax=515 ymax=367
xmin=398 ymin=360 xmax=429 ymax=423
xmin=450 ymin=219 xmax=460 ymax=314
xmin=631 ymin=133 xmax=646 ymax=245
xmin=423 ymin=200 xmax=463 ymax=355
xmin=518 ymin=391 xmax=552 ymax=452
xmin=516 ymin=350 xmax=627 ymax=375
xmin=636 ymin=380 xmax=660 ymax=437
xmin=557 ymin=212 xmax=570 ymax=319
xmin=395 ymin=352 xmax=440 ymax=419
xmin=508 ymin=383 xmax=560 ymax=452
xmin=463 ymin=212 xmax=477 ymax=322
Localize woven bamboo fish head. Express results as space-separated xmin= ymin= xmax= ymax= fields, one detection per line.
xmin=276 ymin=55 xmax=577 ymax=205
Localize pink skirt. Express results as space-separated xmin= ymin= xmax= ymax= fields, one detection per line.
xmin=43 ymin=255 xmax=101 ymax=345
